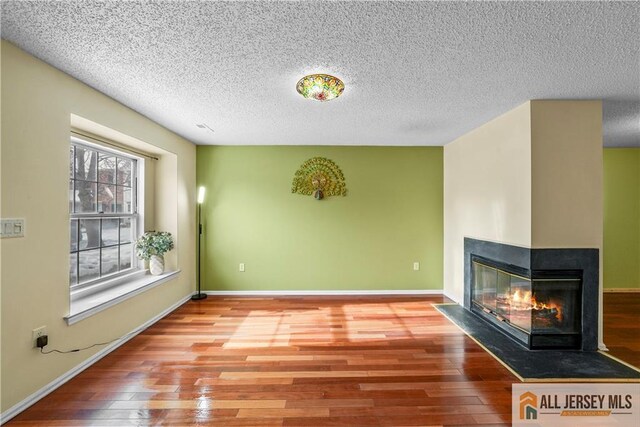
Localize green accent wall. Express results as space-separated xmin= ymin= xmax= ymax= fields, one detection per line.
xmin=604 ymin=148 xmax=640 ymax=289
xmin=197 ymin=146 xmax=443 ymax=291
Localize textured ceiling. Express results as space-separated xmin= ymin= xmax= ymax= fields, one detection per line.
xmin=2 ymin=1 xmax=639 ymax=147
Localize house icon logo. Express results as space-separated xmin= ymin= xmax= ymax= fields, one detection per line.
xmin=519 ymin=391 xmax=538 ymax=420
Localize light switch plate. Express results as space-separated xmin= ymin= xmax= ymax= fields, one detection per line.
xmin=1 ymin=218 xmax=25 ymax=238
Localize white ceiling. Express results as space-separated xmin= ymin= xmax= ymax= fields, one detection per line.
xmin=2 ymin=1 xmax=639 ymax=147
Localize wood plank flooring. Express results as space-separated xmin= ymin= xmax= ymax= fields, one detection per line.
xmin=603 ymin=292 xmax=640 ymax=368
xmin=7 ymin=294 xmax=639 ymax=426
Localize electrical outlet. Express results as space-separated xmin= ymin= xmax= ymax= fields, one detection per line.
xmin=413 ymin=262 xmax=420 ymax=271
xmin=32 ymin=326 xmax=47 ymax=348
xmin=239 ymin=263 xmax=245 ymax=272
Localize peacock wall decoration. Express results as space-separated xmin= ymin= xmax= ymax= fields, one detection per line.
xmin=291 ymin=157 xmax=347 ymax=200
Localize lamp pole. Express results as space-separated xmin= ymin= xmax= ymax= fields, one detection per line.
xmin=192 ymin=187 xmax=207 ymax=301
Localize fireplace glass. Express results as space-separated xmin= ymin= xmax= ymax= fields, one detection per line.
xmin=471 ymin=258 xmax=582 ymax=349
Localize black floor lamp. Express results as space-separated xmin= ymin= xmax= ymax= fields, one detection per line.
xmin=192 ymin=186 xmax=207 ymax=301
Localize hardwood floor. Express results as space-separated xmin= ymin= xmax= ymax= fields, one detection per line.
xmin=7 ymin=294 xmax=639 ymax=426
xmin=603 ymin=292 xmax=640 ymax=368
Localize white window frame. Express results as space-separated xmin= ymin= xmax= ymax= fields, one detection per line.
xmin=69 ymin=136 xmax=143 ymax=292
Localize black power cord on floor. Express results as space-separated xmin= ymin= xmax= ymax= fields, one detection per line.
xmin=38 ymin=331 xmax=139 ymax=355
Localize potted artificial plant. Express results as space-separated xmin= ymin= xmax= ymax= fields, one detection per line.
xmin=135 ymin=231 xmax=174 ymax=275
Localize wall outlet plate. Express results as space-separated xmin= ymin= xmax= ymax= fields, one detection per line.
xmin=32 ymin=326 xmax=47 ymax=348
xmin=413 ymin=262 xmax=420 ymax=271
xmin=239 ymin=263 xmax=245 ymax=272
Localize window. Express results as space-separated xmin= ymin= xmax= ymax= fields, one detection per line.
xmin=69 ymin=137 xmax=139 ymax=289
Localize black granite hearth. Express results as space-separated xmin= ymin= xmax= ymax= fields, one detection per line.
xmin=435 ymin=303 xmax=640 ymax=381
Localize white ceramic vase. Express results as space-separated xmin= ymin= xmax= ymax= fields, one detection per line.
xmin=149 ymin=255 xmax=164 ymax=275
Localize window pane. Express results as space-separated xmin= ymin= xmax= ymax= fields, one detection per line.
xmin=117 ymin=158 xmax=132 ymax=186
xmin=116 ymin=186 xmax=133 ymax=213
xmin=70 ymin=219 xmax=78 ymax=252
xmin=98 ymin=154 xmax=116 ymax=184
xmin=75 ymin=147 xmax=97 ymax=181
xmin=70 ymin=143 xmax=139 ymax=286
xmin=101 ymin=246 xmax=119 ymax=276
xmin=119 ymin=218 xmax=132 ymax=243
xmin=79 ymin=219 xmax=100 ymax=250
xmin=120 ymin=243 xmax=132 ymax=270
xmin=102 ymin=219 xmax=119 ymax=246
xmin=75 ymin=180 xmax=97 ymax=213
xmin=69 ymin=252 xmax=77 ymax=286
xmin=98 ymin=184 xmax=116 ymax=213
xmin=69 ymin=180 xmax=75 ymax=213
xmin=69 ymin=146 xmax=75 ymax=178
xmin=79 ymin=249 xmax=100 ymax=283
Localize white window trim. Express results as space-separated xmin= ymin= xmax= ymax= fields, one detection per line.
xmin=67 ymin=134 xmax=175 ymax=324
xmin=66 ymin=270 xmax=181 ymax=325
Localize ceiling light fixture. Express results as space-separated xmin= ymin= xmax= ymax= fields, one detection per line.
xmin=296 ymin=74 xmax=344 ymax=102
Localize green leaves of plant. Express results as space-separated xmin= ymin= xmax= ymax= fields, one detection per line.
xmin=135 ymin=231 xmax=174 ymax=260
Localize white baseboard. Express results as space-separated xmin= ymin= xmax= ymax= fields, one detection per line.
xmin=603 ymin=288 xmax=640 ymax=293
xmin=204 ymin=289 xmax=443 ymax=296
xmin=0 ymin=294 xmax=192 ymax=424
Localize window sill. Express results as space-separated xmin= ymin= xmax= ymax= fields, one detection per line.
xmin=65 ymin=270 xmax=180 ymax=325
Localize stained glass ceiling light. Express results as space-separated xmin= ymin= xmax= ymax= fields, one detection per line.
xmin=296 ymin=74 xmax=344 ymax=102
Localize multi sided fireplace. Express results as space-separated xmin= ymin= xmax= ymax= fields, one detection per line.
xmin=464 ymin=238 xmax=599 ymax=351
xmin=471 ymin=256 xmax=582 ymax=349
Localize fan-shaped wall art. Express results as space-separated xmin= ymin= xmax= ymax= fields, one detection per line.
xmin=291 ymin=157 xmax=347 ymax=200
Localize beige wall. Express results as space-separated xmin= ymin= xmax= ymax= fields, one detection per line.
xmin=531 ymin=101 xmax=603 ymax=248
xmin=443 ymin=102 xmax=532 ymax=302
xmin=0 ymin=41 xmax=196 ymax=412
xmin=444 ymin=100 xmax=604 ymax=346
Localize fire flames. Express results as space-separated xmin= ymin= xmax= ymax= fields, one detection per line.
xmin=508 ymin=290 xmax=563 ymax=322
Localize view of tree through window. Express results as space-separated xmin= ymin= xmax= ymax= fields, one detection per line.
xmin=69 ymin=140 xmax=137 ymax=287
